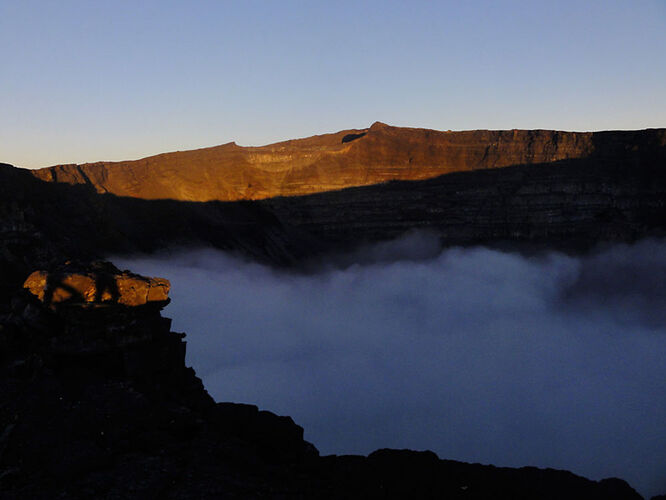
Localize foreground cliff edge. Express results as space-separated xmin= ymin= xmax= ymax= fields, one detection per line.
xmin=0 ymin=263 xmax=643 ymax=498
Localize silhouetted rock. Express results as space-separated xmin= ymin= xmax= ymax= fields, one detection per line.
xmin=0 ymin=271 xmax=320 ymax=498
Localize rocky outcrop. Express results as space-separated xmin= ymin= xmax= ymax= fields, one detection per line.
xmin=0 ymin=263 xmax=317 ymax=498
xmin=31 ymin=123 xmax=666 ymax=202
xmin=23 ymin=262 xmax=170 ymax=307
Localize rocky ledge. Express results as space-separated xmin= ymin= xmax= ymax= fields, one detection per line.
xmin=0 ymin=262 xmax=646 ymax=498
xmin=23 ymin=261 xmax=170 ymax=307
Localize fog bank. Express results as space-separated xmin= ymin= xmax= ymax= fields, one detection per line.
xmin=113 ymin=236 xmax=666 ymax=497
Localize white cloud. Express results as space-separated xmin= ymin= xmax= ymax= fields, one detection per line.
xmin=113 ymin=236 xmax=666 ymax=497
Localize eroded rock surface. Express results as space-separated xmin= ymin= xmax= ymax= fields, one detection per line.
xmin=31 ymin=123 xmax=666 ymax=202
xmin=23 ymin=262 xmax=170 ymax=307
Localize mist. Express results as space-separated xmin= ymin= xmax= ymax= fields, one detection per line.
xmin=112 ymin=235 xmax=666 ymax=497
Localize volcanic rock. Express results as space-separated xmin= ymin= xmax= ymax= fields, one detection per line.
xmin=31 ymin=123 xmax=666 ymax=202
xmin=23 ymin=261 xmax=170 ymax=307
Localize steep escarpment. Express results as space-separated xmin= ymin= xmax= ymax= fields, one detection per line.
xmin=31 ymin=123 xmax=666 ymax=202
xmin=3 ymin=128 xmax=664 ymax=291
xmin=261 ymin=149 xmax=666 ymax=252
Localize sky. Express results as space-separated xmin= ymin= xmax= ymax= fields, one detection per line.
xmin=113 ymin=236 xmax=666 ymax=497
xmin=1 ymin=0 xmax=665 ymax=168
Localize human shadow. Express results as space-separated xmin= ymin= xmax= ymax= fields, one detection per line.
xmin=42 ymin=273 xmax=86 ymax=306
xmin=94 ymin=272 xmax=120 ymax=303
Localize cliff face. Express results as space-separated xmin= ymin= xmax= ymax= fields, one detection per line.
xmin=261 ymin=148 xmax=666 ymax=252
xmin=2 ymin=124 xmax=665 ymax=296
xmin=31 ymin=123 xmax=666 ymax=202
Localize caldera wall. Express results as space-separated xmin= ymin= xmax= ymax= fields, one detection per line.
xmin=31 ymin=123 xmax=666 ymax=202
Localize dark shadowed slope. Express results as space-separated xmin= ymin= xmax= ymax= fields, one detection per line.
xmin=31 ymin=123 xmax=666 ymax=202
xmin=0 ymin=262 xmax=645 ymax=499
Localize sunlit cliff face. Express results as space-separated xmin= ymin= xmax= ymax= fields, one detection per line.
xmin=113 ymin=235 xmax=666 ymax=498
xmin=34 ymin=123 xmax=641 ymax=202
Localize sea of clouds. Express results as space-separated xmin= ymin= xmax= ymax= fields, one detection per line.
xmin=112 ymin=234 xmax=666 ymax=497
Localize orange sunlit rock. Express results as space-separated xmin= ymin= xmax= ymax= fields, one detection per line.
xmin=31 ymin=123 xmax=617 ymax=202
xmin=23 ymin=266 xmax=170 ymax=307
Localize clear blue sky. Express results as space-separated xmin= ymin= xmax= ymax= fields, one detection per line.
xmin=1 ymin=0 xmax=665 ymax=168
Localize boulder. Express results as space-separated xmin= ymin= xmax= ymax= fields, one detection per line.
xmin=23 ymin=261 xmax=169 ymax=307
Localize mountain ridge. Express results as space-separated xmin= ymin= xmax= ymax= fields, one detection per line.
xmin=31 ymin=123 xmax=666 ymax=202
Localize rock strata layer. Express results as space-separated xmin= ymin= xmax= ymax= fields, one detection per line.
xmin=1 ymin=123 xmax=665 ymax=293
xmin=31 ymin=123 xmax=666 ymax=202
